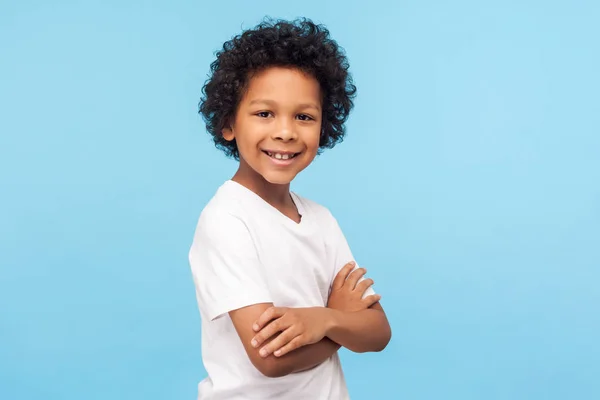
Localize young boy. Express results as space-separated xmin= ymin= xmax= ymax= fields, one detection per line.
xmin=189 ymin=18 xmax=391 ymax=399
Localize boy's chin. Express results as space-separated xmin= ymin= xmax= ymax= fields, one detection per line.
xmin=260 ymin=171 xmax=298 ymax=186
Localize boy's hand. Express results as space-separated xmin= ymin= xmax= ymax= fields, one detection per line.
xmin=327 ymin=262 xmax=381 ymax=312
xmin=251 ymin=307 xmax=331 ymax=358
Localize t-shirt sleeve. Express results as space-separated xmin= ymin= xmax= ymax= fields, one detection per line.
xmin=327 ymin=211 xmax=376 ymax=298
xmin=189 ymin=209 xmax=273 ymax=321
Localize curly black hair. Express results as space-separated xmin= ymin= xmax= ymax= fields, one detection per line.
xmin=198 ymin=17 xmax=357 ymax=160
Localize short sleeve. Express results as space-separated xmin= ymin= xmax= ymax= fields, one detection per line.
xmin=327 ymin=211 xmax=376 ymax=298
xmin=189 ymin=209 xmax=273 ymax=321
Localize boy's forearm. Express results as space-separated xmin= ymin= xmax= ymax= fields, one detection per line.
xmin=254 ymin=305 xmax=390 ymax=377
xmin=263 ymin=337 xmax=340 ymax=377
xmin=327 ymin=307 xmax=391 ymax=353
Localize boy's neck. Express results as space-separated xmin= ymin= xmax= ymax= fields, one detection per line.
xmin=231 ymin=167 xmax=293 ymax=210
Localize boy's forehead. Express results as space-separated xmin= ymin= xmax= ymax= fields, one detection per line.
xmin=243 ymin=67 xmax=321 ymax=105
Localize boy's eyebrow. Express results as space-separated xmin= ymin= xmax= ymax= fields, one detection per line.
xmin=249 ymin=99 xmax=321 ymax=111
xmin=298 ymin=103 xmax=321 ymax=112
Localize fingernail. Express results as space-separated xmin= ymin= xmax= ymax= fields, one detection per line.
xmin=349 ymin=261 xmax=355 ymax=266
xmin=259 ymin=348 xmax=267 ymax=357
xmin=274 ymin=350 xmax=281 ymax=357
xmin=251 ymin=339 xmax=258 ymax=347
xmin=252 ymin=323 xmax=259 ymax=331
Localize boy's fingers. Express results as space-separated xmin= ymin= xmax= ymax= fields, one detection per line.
xmin=274 ymin=335 xmax=306 ymax=357
xmin=362 ymin=294 xmax=382 ymax=308
xmin=346 ymin=267 xmax=367 ymax=289
xmin=252 ymin=318 xmax=285 ymax=349
xmin=355 ymin=278 xmax=375 ymax=294
xmin=253 ymin=306 xmax=285 ymax=332
xmin=259 ymin=328 xmax=298 ymax=358
xmin=332 ymin=262 xmax=355 ymax=290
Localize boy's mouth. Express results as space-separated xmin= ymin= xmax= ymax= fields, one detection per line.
xmin=262 ymin=150 xmax=300 ymax=160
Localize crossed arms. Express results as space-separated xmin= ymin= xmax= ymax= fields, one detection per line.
xmin=229 ymin=262 xmax=392 ymax=378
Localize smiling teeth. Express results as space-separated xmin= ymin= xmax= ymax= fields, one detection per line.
xmin=267 ymin=152 xmax=295 ymax=160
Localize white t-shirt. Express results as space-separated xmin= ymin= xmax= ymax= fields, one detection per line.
xmin=189 ymin=180 xmax=374 ymax=400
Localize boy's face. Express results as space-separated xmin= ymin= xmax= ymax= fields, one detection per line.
xmin=222 ymin=67 xmax=322 ymax=186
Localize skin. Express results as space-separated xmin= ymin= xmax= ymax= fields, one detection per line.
xmin=222 ymin=66 xmax=322 ymax=221
xmin=251 ymin=265 xmax=389 ymax=357
xmin=223 ymin=66 xmax=391 ymax=378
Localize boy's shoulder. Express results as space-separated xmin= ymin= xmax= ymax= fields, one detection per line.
xmin=195 ymin=181 xmax=246 ymax=228
xmin=291 ymin=190 xmax=335 ymax=220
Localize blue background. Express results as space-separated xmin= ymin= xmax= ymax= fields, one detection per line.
xmin=1 ymin=1 xmax=599 ymax=399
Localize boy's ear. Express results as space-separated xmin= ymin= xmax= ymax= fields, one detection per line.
xmin=222 ymin=127 xmax=234 ymax=141
xmin=222 ymin=121 xmax=235 ymax=141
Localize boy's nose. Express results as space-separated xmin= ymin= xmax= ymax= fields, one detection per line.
xmin=272 ymin=120 xmax=297 ymax=141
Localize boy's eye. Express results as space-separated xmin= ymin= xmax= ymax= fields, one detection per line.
xmin=297 ymin=114 xmax=313 ymax=121
xmin=255 ymin=111 xmax=272 ymax=118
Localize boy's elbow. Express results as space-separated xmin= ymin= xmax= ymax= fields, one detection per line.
xmin=365 ymin=323 xmax=392 ymax=353
xmin=377 ymin=324 xmax=392 ymax=352
xmin=373 ymin=336 xmax=391 ymax=352
xmin=254 ymin=357 xmax=292 ymax=378
xmin=258 ymin=363 xmax=287 ymax=378
xmin=372 ymin=310 xmax=392 ymax=352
